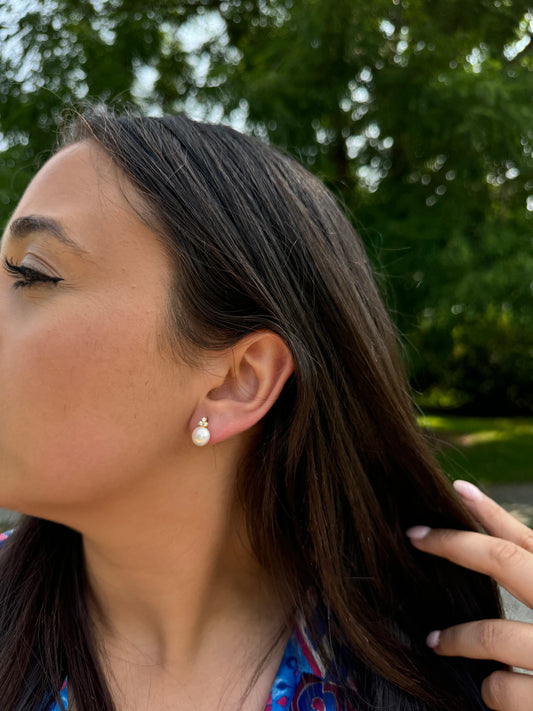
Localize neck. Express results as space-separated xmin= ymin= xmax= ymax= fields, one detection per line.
xmin=69 ymin=450 xmax=289 ymax=674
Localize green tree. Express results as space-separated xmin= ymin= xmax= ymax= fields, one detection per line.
xmin=1 ymin=0 xmax=532 ymax=411
xmin=204 ymin=0 xmax=533 ymax=413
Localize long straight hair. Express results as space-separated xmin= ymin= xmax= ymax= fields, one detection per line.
xmin=0 ymin=108 xmax=502 ymax=710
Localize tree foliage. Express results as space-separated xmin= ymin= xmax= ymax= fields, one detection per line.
xmin=1 ymin=0 xmax=532 ymax=412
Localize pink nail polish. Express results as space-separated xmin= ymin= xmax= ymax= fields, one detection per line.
xmin=453 ymin=480 xmax=482 ymax=502
xmin=406 ymin=526 xmax=431 ymax=540
xmin=426 ymin=630 xmax=441 ymax=648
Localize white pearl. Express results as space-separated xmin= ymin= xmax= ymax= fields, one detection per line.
xmin=192 ymin=425 xmax=210 ymax=447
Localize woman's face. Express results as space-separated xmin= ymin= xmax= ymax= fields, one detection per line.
xmin=0 ymin=141 xmax=200 ymax=519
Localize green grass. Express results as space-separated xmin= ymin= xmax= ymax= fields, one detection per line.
xmin=418 ymin=416 xmax=533 ymax=484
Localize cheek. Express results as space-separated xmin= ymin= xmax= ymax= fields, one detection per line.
xmin=0 ymin=301 xmax=185 ymax=508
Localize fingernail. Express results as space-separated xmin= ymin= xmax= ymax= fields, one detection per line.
xmin=406 ymin=525 xmax=431 ymax=540
xmin=426 ymin=630 xmax=441 ymax=648
xmin=453 ymin=480 xmax=482 ymax=502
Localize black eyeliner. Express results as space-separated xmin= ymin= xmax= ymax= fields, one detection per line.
xmin=2 ymin=256 xmax=63 ymax=288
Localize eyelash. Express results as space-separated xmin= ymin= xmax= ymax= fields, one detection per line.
xmin=2 ymin=257 xmax=63 ymax=289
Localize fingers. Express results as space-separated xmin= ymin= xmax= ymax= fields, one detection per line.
xmin=482 ymin=670 xmax=533 ymax=711
xmin=429 ymin=622 xmax=533 ymax=708
xmin=406 ymin=525 xmax=533 ymax=609
xmin=426 ymin=619 xmax=533 ymax=670
xmin=453 ymin=480 xmax=533 ymax=555
xmin=408 ymin=482 xmax=533 ymax=710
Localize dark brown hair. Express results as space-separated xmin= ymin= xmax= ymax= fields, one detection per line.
xmin=0 ymin=107 xmax=502 ymax=710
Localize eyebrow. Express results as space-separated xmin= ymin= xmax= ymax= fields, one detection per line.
xmin=6 ymin=214 xmax=90 ymax=256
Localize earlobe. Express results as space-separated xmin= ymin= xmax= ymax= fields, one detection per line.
xmin=191 ymin=331 xmax=293 ymax=445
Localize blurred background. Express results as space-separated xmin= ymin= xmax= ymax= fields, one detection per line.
xmin=0 ymin=0 xmax=531 ymax=527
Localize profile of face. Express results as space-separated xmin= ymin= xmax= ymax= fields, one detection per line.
xmin=0 ymin=142 xmax=207 ymax=521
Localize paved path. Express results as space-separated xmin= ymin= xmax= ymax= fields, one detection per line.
xmin=485 ymin=483 xmax=533 ymax=527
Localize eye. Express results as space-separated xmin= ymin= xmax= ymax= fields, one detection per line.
xmin=3 ymin=257 xmax=63 ymax=289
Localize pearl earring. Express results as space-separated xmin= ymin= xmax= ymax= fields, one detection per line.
xmin=192 ymin=417 xmax=210 ymax=447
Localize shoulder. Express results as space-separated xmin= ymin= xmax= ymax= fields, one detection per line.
xmin=291 ymin=674 xmax=355 ymax=711
xmin=286 ymin=621 xmax=357 ymax=711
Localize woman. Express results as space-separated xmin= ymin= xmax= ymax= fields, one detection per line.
xmin=0 ymin=107 xmax=530 ymax=710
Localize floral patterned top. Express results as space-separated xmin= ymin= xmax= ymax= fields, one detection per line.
xmin=0 ymin=530 xmax=352 ymax=710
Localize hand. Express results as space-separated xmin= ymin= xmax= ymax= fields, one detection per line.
xmin=406 ymin=479 xmax=533 ymax=711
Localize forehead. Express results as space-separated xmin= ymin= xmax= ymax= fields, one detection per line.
xmin=9 ymin=141 xmax=154 ymax=256
xmin=18 ymin=141 xmax=121 ymax=214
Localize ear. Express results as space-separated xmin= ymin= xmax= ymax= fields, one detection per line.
xmin=190 ymin=331 xmax=294 ymax=445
